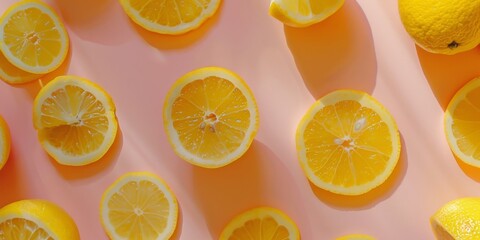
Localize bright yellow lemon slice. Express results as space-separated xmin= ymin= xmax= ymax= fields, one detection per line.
xmin=219 ymin=207 xmax=300 ymax=240
xmin=0 ymin=0 xmax=69 ymax=74
xmin=0 ymin=115 xmax=10 ymax=170
xmin=296 ymin=90 xmax=401 ymax=195
xmin=269 ymin=0 xmax=345 ymax=27
xmin=163 ymin=67 xmax=259 ymax=168
xmin=100 ymin=172 xmax=178 ymax=240
xmin=119 ymin=0 xmax=221 ymax=35
xmin=33 ymin=75 xmax=118 ymax=166
xmin=0 ymin=199 xmax=80 ymax=239
xmin=445 ymin=77 xmax=480 ymax=167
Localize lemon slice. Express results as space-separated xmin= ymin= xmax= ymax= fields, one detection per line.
xmin=0 ymin=115 xmax=10 ymax=170
xmin=163 ymin=67 xmax=259 ymax=168
xmin=219 ymin=207 xmax=300 ymax=240
xmin=296 ymin=90 xmax=401 ymax=195
xmin=0 ymin=199 xmax=80 ymax=239
xmin=0 ymin=51 xmax=42 ymax=84
xmin=336 ymin=234 xmax=376 ymax=240
xmin=445 ymin=77 xmax=480 ymax=167
xmin=269 ymin=0 xmax=345 ymax=27
xmin=100 ymin=172 xmax=178 ymax=240
xmin=431 ymin=198 xmax=480 ymax=239
xmin=0 ymin=0 xmax=69 ymax=74
xmin=119 ymin=0 xmax=221 ymax=35
xmin=33 ymin=75 xmax=118 ymax=166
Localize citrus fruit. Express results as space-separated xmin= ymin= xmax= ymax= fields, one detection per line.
xmin=119 ymin=0 xmax=221 ymax=35
xmin=269 ymin=0 xmax=345 ymax=27
xmin=296 ymin=90 xmax=401 ymax=195
xmin=0 ymin=51 xmax=42 ymax=84
xmin=398 ymin=0 xmax=480 ymax=54
xmin=100 ymin=172 xmax=178 ymax=240
xmin=431 ymin=198 xmax=480 ymax=239
xmin=336 ymin=234 xmax=376 ymax=240
xmin=0 ymin=115 xmax=10 ymax=170
xmin=163 ymin=67 xmax=259 ymax=168
xmin=33 ymin=75 xmax=118 ymax=166
xmin=444 ymin=77 xmax=480 ymax=167
xmin=219 ymin=207 xmax=300 ymax=240
xmin=0 ymin=0 xmax=69 ymax=74
xmin=0 ymin=199 xmax=80 ymax=239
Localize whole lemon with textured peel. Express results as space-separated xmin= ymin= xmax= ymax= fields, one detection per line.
xmin=398 ymin=0 xmax=480 ymax=55
xmin=0 ymin=199 xmax=80 ymax=239
xmin=431 ymin=198 xmax=480 ymax=239
xmin=269 ymin=0 xmax=344 ymax=27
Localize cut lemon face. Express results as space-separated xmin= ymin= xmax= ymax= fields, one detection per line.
xmin=0 ymin=51 xmax=42 ymax=84
xmin=336 ymin=234 xmax=376 ymax=240
xmin=163 ymin=67 xmax=259 ymax=168
xmin=0 ymin=115 xmax=10 ymax=170
xmin=219 ymin=207 xmax=300 ymax=240
xmin=0 ymin=0 xmax=69 ymax=74
xmin=431 ymin=198 xmax=480 ymax=239
xmin=33 ymin=75 xmax=118 ymax=166
xmin=119 ymin=0 xmax=221 ymax=35
xmin=0 ymin=199 xmax=80 ymax=239
xmin=100 ymin=172 xmax=178 ymax=240
xmin=445 ymin=77 xmax=480 ymax=168
xmin=269 ymin=0 xmax=345 ymax=27
xmin=296 ymin=90 xmax=401 ymax=195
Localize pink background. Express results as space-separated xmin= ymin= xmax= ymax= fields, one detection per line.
xmin=1 ymin=0 xmax=480 ymax=239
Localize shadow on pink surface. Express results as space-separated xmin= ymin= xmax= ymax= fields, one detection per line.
xmin=455 ymin=155 xmax=480 ymax=183
xmin=53 ymin=0 xmax=131 ymax=45
xmin=192 ymin=140 xmax=310 ymax=239
xmin=52 ymin=127 xmax=123 ymax=180
xmin=284 ymin=0 xmax=377 ymax=99
xmin=310 ymin=134 xmax=408 ymax=209
xmin=416 ymin=46 xmax=480 ymax=110
xmin=0 ymin=149 xmax=28 ymax=206
xmin=131 ymin=2 xmax=222 ymax=50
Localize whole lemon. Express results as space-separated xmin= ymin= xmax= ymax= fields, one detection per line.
xmin=431 ymin=198 xmax=480 ymax=239
xmin=398 ymin=0 xmax=480 ymax=55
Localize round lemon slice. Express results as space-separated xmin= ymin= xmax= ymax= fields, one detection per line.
xmin=0 ymin=0 xmax=69 ymax=74
xmin=163 ymin=67 xmax=259 ymax=168
xmin=100 ymin=172 xmax=178 ymax=240
xmin=0 ymin=115 xmax=10 ymax=170
xmin=296 ymin=90 xmax=401 ymax=195
xmin=33 ymin=75 xmax=118 ymax=166
xmin=0 ymin=199 xmax=80 ymax=239
xmin=269 ymin=0 xmax=345 ymax=27
xmin=220 ymin=207 xmax=300 ymax=240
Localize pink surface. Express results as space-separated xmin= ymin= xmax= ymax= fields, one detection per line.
xmin=0 ymin=0 xmax=479 ymax=239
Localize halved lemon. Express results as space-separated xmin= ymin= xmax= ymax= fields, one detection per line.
xmin=0 ymin=199 xmax=80 ymax=239
xmin=445 ymin=77 xmax=480 ymax=168
xmin=119 ymin=0 xmax=221 ymax=35
xmin=269 ymin=0 xmax=345 ymax=27
xmin=336 ymin=234 xmax=376 ymax=240
xmin=0 ymin=51 xmax=42 ymax=84
xmin=0 ymin=0 xmax=69 ymax=74
xmin=0 ymin=115 xmax=10 ymax=170
xmin=431 ymin=198 xmax=480 ymax=239
xmin=33 ymin=75 xmax=118 ymax=166
xmin=163 ymin=67 xmax=259 ymax=168
xmin=100 ymin=172 xmax=178 ymax=240
xmin=296 ymin=90 xmax=401 ymax=195
xmin=219 ymin=207 xmax=300 ymax=240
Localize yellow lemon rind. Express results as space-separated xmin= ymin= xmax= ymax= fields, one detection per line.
xmin=163 ymin=66 xmax=259 ymax=168
xmin=100 ymin=171 xmax=179 ymax=240
xmin=269 ymin=0 xmax=345 ymax=28
xmin=219 ymin=207 xmax=300 ymax=240
xmin=445 ymin=77 xmax=480 ymax=168
xmin=0 ymin=0 xmax=69 ymax=74
xmin=0 ymin=115 xmax=10 ymax=170
xmin=33 ymin=75 xmax=117 ymax=166
xmin=335 ymin=234 xmax=376 ymax=240
xmin=0 ymin=199 xmax=80 ymax=240
xmin=119 ymin=0 xmax=221 ymax=35
xmin=296 ymin=90 xmax=401 ymax=195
